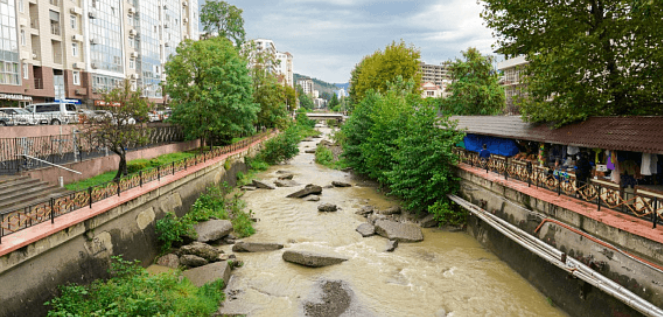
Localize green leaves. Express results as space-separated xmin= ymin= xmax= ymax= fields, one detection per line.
xmin=200 ymin=0 xmax=246 ymax=46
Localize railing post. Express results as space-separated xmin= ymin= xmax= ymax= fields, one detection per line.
xmin=116 ymin=180 xmax=120 ymax=196
xmin=504 ymin=160 xmax=508 ymax=180
xmin=139 ymin=171 xmax=143 ymax=187
xmin=50 ymin=198 xmax=55 ymax=224
xmin=88 ymin=187 xmax=93 ymax=208
xmin=654 ymin=198 xmax=658 ymax=229
xmin=0 ymin=214 xmax=3 ymax=244
xmin=158 ymin=166 xmax=161 ymax=181
xmin=597 ymin=185 xmax=601 ymax=211
xmin=558 ymin=177 xmax=561 ymax=196
xmin=172 ymin=161 xmax=175 ymax=175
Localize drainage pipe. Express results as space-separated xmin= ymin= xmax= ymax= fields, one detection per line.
xmin=448 ymin=194 xmax=663 ymax=317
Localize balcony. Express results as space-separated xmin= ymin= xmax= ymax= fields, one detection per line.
xmin=50 ymin=22 xmax=60 ymax=36
xmin=30 ymin=19 xmax=38 ymax=29
xmin=34 ymin=78 xmax=43 ymax=89
xmin=49 ymin=0 xmax=59 ymax=6
xmin=53 ymin=53 xmax=62 ymax=64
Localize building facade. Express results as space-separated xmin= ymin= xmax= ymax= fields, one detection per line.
xmin=420 ymin=62 xmax=449 ymax=88
xmin=275 ymin=51 xmax=293 ymax=88
xmin=496 ymin=55 xmax=529 ymax=114
xmin=0 ymin=0 xmax=198 ymax=108
xmin=298 ymin=78 xmax=313 ymax=95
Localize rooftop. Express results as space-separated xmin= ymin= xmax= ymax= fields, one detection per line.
xmin=451 ymin=116 xmax=663 ymax=155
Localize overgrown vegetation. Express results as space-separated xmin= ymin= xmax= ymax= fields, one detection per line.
xmin=45 ymin=256 xmax=224 ymax=316
xmin=66 ymin=152 xmax=196 ymax=191
xmin=342 ymin=75 xmax=466 ymax=225
xmin=155 ymin=183 xmax=254 ymax=253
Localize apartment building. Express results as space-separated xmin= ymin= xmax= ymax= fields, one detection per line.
xmin=0 ymin=0 xmax=198 ymax=108
xmin=496 ymin=55 xmax=529 ymax=114
xmin=420 ymin=62 xmax=449 ymax=88
xmin=275 ymin=51 xmax=293 ymax=88
xmin=298 ymin=78 xmax=313 ymax=96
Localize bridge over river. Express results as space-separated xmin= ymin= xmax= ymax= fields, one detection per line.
xmin=305 ymin=112 xmax=348 ymax=122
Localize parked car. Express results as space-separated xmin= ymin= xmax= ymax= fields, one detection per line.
xmin=0 ymin=108 xmax=37 ymax=125
xmin=25 ymin=103 xmax=78 ymax=125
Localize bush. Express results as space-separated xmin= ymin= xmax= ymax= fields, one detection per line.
xmin=45 ymin=256 xmax=224 ymax=316
xmin=155 ymin=212 xmax=195 ymax=253
xmin=258 ymin=126 xmax=300 ymax=165
xmin=428 ymin=201 xmax=466 ymax=226
xmin=296 ymin=110 xmax=316 ymax=128
xmin=315 ymin=146 xmax=335 ymax=167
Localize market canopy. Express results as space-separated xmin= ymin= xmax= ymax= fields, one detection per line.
xmin=449 ymin=116 xmax=663 ymax=155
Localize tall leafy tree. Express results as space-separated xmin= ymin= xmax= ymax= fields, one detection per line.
xmin=481 ymin=0 xmax=663 ymax=125
xmin=441 ymin=47 xmax=505 ymax=115
xmin=244 ymin=40 xmax=289 ymax=129
xmin=165 ymin=37 xmax=258 ymax=146
xmin=200 ymin=0 xmax=246 ymax=47
xmin=297 ymin=85 xmax=314 ymax=110
xmin=349 ymin=40 xmax=421 ymax=105
xmin=87 ymin=80 xmax=150 ymax=180
xmin=328 ymin=93 xmax=339 ymax=110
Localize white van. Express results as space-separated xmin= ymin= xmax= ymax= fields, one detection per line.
xmin=25 ymin=103 xmax=78 ymax=125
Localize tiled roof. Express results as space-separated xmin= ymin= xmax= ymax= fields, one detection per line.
xmin=450 ymin=116 xmax=663 ymax=154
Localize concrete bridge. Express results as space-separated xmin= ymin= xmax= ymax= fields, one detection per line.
xmin=305 ymin=112 xmax=348 ymax=123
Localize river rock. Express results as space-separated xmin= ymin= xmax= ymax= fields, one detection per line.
xmin=182 ymin=261 xmax=231 ymax=288
xmin=374 ymin=220 xmax=424 ymax=243
xmin=332 ymin=181 xmax=352 ymax=188
xmin=287 ymin=185 xmax=322 ymax=198
xmin=241 ymin=186 xmax=257 ymax=191
xmin=282 ymin=250 xmax=349 ymax=267
xmin=232 ymin=242 xmax=284 ymax=252
xmin=180 ymin=254 xmax=209 ymax=268
xmin=305 ymin=195 xmax=321 ymax=202
xmin=368 ymin=214 xmax=387 ymax=224
xmin=305 ymin=149 xmax=316 ymax=154
xmin=252 ymin=179 xmax=275 ymax=190
xmin=380 ymin=206 xmax=401 ymax=215
xmin=355 ymin=206 xmax=374 ymax=216
xmin=193 ymin=220 xmax=233 ymax=243
xmin=274 ymin=179 xmax=299 ymax=187
xmin=356 ymin=223 xmax=375 ymax=237
xmin=385 ymin=240 xmax=398 ymax=252
xmin=278 ymin=173 xmax=294 ymax=180
xmin=319 ymin=140 xmax=333 ymax=146
xmin=155 ymin=254 xmax=180 ymax=269
xmin=276 ymin=170 xmax=290 ymax=174
xmin=419 ymin=214 xmax=439 ymax=228
xmin=179 ymin=242 xmax=221 ymax=261
xmin=318 ymin=203 xmax=338 ymax=212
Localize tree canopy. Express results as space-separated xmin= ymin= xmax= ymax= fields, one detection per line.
xmin=200 ymin=0 xmax=246 ymax=47
xmin=165 ymin=37 xmax=258 ymax=145
xmin=441 ymin=47 xmax=505 ymax=115
xmin=481 ymin=0 xmax=663 ymax=125
xmin=349 ymin=40 xmax=421 ymax=107
xmin=246 ymin=41 xmax=289 ymax=130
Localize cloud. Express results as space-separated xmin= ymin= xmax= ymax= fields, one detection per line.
xmin=202 ymin=0 xmax=496 ymax=83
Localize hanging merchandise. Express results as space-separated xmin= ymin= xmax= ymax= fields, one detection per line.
xmin=611 ymin=158 xmax=621 ymax=184
xmin=567 ymin=146 xmax=580 ymax=155
xmin=606 ymin=151 xmax=615 ymax=170
xmin=538 ymin=144 xmax=546 ymax=166
xmin=593 ymin=148 xmax=603 ymax=164
xmin=642 ymin=153 xmax=653 ymax=176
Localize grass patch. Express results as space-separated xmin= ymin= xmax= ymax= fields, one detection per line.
xmin=66 ymin=151 xmax=196 ymax=191
xmin=45 ymin=256 xmax=224 ymax=316
xmin=315 ymin=145 xmax=349 ymax=170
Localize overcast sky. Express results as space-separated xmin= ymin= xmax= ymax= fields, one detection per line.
xmin=201 ymin=0 xmax=496 ymax=84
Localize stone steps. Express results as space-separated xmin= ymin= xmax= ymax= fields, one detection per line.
xmin=0 ymin=176 xmax=71 ymax=213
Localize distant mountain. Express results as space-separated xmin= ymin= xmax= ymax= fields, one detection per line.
xmin=294 ymin=73 xmax=349 ymax=99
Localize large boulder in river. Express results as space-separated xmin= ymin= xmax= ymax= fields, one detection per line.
xmin=233 ymin=242 xmax=284 ymax=252
xmin=355 ymin=206 xmax=374 ymax=216
xmin=356 ymin=223 xmax=375 ymax=237
xmin=180 ymin=254 xmax=208 ymax=268
xmin=305 ymin=195 xmax=321 ymax=202
xmin=193 ymin=220 xmax=233 ymax=243
xmin=278 ymin=173 xmax=294 ymax=180
xmin=385 ymin=240 xmax=399 ymax=252
xmin=275 ymin=179 xmax=299 ymax=188
xmin=318 ymin=203 xmax=338 ymax=212
xmin=182 ymin=261 xmax=231 ymax=287
xmin=178 ymin=242 xmax=221 ymax=262
xmin=252 ymin=179 xmax=275 ymax=190
xmin=419 ymin=214 xmax=439 ymax=228
xmin=305 ymin=149 xmax=316 ymax=154
xmin=287 ymin=185 xmax=322 ymax=198
xmin=282 ymin=250 xmax=349 ymax=268
xmin=156 ymin=254 xmax=180 ymax=269
xmin=374 ymin=220 xmax=424 ymax=243
xmin=332 ymin=181 xmax=352 ymax=188
xmin=380 ymin=206 xmax=401 ymax=215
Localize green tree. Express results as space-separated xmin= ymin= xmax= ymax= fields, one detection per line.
xmin=87 ymin=80 xmax=150 ymax=180
xmin=200 ymin=0 xmax=246 ymax=47
xmin=245 ymin=40 xmax=289 ymax=129
xmin=297 ymin=85 xmax=314 ymax=110
xmin=165 ymin=37 xmax=258 ymax=147
xmin=349 ymin=40 xmax=421 ymax=106
xmin=441 ymin=47 xmax=504 ymax=115
xmin=481 ymin=0 xmax=663 ymax=125
xmin=328 ymin=93 xmax=339 ymax=110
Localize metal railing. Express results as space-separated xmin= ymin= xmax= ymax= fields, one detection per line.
xmin=455 ymin=148 xmax=663 ymax=227
xmin=30 ymin=19 xmax=38 ymax=29
xmin=0 ymin=130 xmax=274 ymax=242
xmin=0 ymin=125 xmax=184 ymax=174
xmin=50 ymin=22 xmax=60 ymax=36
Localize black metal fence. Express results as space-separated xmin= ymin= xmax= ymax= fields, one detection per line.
xmin=455 ymin=148 xmax=663 ymax=227
xmin=0 ymin=125 xmax=184 ymax=174
xmin=0 ymin=130 xmax=274 ymax=243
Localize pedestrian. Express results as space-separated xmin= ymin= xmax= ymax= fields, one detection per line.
xmin=479 ymin=144 xmax=491 ymax=168
xmin=575 ymin=152 xmax=592 ymax=192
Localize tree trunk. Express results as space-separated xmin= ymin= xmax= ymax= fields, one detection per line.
xmin=115 ymin=151 xmax=127 ymax=181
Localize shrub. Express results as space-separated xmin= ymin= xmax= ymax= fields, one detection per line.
xmin=428 ymin=201 xmax=466 ymax=226
xmin=45 ymin=256 xmax=224 ymax=316
xmin=315 ymin=146 xmax=335 ymax=167
xmin=258 ymin=126 xmax=300 ymax=165
xmin=155 ymin=212 xmax=194 ymax=253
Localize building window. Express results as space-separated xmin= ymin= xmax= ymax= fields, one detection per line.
xmin=18 ymin=0 xmax=23 ymax=12
xmin=72 ymin=42 xmax=78 ymax=57
xmin=128 ymin=13 xmax=133 ymax=26
xmin=129 ymin=58 xmax=134 ymax=69
xmin=129 ymin=35 xmax=134 ymax=48
xmin=70 ymin=14 xmax=76 ymax=29
xmin=20 ymin=30 xmax=25 ymax=46
xmin=72 ymin=70 xmax=80 ymax=85
xmin=22 ymin=63 xmax=28 ymax=79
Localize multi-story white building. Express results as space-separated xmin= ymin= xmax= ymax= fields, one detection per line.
xmin=0 ymin=0 xmax=199 ymax=108
xmin=420 ymin=62 xmax=449 ymax=88
xmin=298 ymin=78 xmax=314 ymax=95
xmin=497 ymin=55 xmax=529 ymax=114
xmin=275 ymin=51 xmax=293 ymax=88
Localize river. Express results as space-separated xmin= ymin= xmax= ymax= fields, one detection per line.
xmin=216 ymin=126 xmax=568 ymax=317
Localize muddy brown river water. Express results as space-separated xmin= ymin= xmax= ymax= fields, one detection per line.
xmin=213 ymin=127 xmax=568 ymax=317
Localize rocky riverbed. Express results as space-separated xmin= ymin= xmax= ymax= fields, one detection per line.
xmin=156 ymin=124 xmax=569 ymax=317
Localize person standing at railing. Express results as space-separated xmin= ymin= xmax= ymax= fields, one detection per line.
xmin=575 ymin=152 xmax=592 ymax=192
xmin=479 ymin=144 xmax=491 ymax=169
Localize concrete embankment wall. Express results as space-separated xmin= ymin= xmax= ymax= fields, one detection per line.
xmin=21 ymin=139 xmax=201 ymax=186
xmin=0 ymin=140 xmax=265 ymax=317
xmin=457 ymin=167 xmax=663 ymax=317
